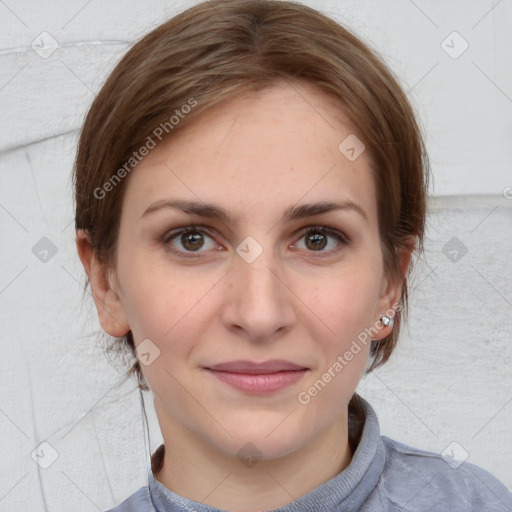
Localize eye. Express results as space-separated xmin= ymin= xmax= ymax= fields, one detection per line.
xmin=293 ymin=226 xmax=349 ymax=254
xmin=162 ymin=226 xmax=221 ymax=256
xmin=161 ymin=224 xmax=349 ymax=259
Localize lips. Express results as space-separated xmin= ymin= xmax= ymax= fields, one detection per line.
xmin=204 ymin=359 xmax=308 ymax=374
xmin=203 ymin=360 xmax=309 ymax=393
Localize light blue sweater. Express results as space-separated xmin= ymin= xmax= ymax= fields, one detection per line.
xmin=106 ymin=396 xmax=512 ymax=511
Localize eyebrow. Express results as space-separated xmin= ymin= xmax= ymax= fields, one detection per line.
xmin=140 ymin=199 xmax=369 ymax=224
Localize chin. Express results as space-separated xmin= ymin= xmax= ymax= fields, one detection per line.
xmin=212 ymin=416 xmax=312 ymax=462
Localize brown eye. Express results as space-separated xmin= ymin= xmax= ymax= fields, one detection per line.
xmin=305 ymin=231 xmax=328 ymax=251
xmin=294 ymin=226 xmax=349 ymax=254
xmin=181 ymin=231 xmax=205 ymax=251
xmin=163 ymin=226 xmax=219 ymax=256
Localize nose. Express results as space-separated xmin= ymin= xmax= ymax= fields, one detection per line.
xmin=219 ymin=243 xmax=297 ymax=343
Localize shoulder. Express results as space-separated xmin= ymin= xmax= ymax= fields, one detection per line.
xmin=371 ymin=436 xmax=512 ymax=511
xmin=104 ymin=485 xmax=153 ymax=512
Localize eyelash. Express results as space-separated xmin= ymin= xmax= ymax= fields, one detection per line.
xmin=161 ymin=224 xmax=350 ymax=259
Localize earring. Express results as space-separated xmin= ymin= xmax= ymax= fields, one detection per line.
xmin=380 ymin=315 xmax=394 ymax=327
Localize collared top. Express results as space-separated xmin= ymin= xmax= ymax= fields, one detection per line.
xmin=106 ymin=395 xmax=512 ymax=511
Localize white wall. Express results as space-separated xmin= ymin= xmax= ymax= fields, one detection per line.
xmin=0 ymin=1 xmax=511 ymax=510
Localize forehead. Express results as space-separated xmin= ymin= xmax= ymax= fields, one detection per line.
xmin=121 ymin=80 xmax=377 ymax=227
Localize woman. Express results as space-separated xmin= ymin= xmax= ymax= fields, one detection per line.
xmin=73 ymin=0 xmax=512 ymax=510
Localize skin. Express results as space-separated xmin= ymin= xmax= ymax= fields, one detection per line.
xmin=77 ymin=80 xmax=411 ymax=511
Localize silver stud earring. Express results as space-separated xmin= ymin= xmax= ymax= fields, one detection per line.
xmin=380 ymin=315 xmax=394 ymax=327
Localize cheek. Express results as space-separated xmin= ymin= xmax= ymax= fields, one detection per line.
xmin=305 ymin=265 xmax=382 ymax=339
xmin=118 ymin=255 xmax=218 ymax=353
xmin=305 ymin=276 xmax=376 ymax=397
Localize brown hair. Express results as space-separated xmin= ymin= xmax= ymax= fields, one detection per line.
xmin=73 ymin=0 xmax=429 ymax=392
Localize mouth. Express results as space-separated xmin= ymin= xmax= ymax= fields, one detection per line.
xmin=202 ymin=359 xmax=309 ymax=393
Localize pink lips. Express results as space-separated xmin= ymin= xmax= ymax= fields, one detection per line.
xmin=203 ymin=360 xmax=309 ymax=394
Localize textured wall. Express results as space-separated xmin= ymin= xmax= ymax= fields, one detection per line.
xmin=1 ymin=1 xmax=511 ymax=510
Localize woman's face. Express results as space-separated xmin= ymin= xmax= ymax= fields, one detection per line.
xmin=96 ymin=81 xmax=401 ymax=461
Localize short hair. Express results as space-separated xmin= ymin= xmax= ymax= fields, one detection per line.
xmin=73 ymin=0 xmax=429 ymax=391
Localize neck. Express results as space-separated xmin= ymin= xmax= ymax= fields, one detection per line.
xmin=153 ymin=411 xmax=353 ymax=511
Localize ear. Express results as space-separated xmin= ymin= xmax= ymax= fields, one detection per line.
xmin=75 ymin=229 xmax=131 ymax=337
xmin=375 ymin=238 xmax=415 ymax=338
